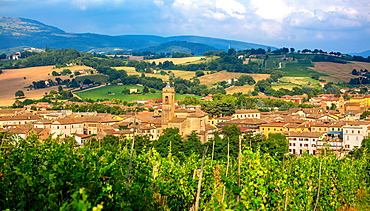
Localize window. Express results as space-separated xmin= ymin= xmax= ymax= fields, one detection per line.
xmin=300 ymin=149 xmax=303 ymax=155
xmin=313 ymin=150 xmax=316 ymax=155
xmin=304 ymin=144 xmax=308 ymax=147
xmin=345 ymin=145 xmax=350 ymax=148
xmin=293 ymin=149 xmax=296 ymax=154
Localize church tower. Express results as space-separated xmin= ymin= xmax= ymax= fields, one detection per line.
xmin=161 ymin=83 xmax=175 ymax=129
xmin=338 ymin=96 xmax=346 ymax=115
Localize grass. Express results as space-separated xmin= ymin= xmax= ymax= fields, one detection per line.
xmin=281 ymin=63 xmax=326 ymax=77
xmin=74 ymin=85 xmax=202 ymax=101
xmin=271 ymin=84 xmax=297 ymax=90
xmin=280 ymin=77 xmax=319 ymax=85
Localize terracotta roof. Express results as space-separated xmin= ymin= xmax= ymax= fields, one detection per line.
xmin=205 ymin=124 xmax=217 ymax=131
xmin=218 ymin=118 xmax=267 ymax=125
xmin=234 ymin=109 xmax=260 ymax=114
xmin=169 ymin=118 xmax=187 ymax=123
xmin=286 ymin=131 xmax=325 ymax=138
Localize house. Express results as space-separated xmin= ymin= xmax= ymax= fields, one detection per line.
xmin=317 ymin=131 xmax=345 ymax=157
xmin=259 ymin=123 xmax=289 ymax=134
xmin=130 ymin=87 xmax=138 ymax=93
xmin=34 ymin=118 xmax=84 ymax=139
xmin=286 ymin=132 xmax=324 ymax=155
xmin=217 ymin=118 xmax=266 ymax=132
xmin=200 ymin=95 xmax=213 ymax=101
xmin=342 ymin=124 xmax=369 ymax=151
xmin=232 ymin=109 xmax=260 ymax=119
xmin=10 ymin=54 xmax=20 ymax=60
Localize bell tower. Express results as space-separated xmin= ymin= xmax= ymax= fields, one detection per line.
xmin=161 ymin=83 xmax=175 ymax=129
xmin=338 ymin=96 xmax=345 ymax=115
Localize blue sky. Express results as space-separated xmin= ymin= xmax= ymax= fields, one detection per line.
xmin=1 ymin=0 xmax=370 ymax=53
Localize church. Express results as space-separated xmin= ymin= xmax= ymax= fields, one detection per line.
xmin=161 ymin=84 xmax=216 ymax=143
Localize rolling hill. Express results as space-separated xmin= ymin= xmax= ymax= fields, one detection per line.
xmin=0 ymin=17 xmax=275 ymax=55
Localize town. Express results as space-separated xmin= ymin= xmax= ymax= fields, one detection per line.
xmin=1 ymin=83 xmax=369 ymax=158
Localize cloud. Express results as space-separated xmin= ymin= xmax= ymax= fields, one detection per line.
xmin=1 ymin=0 xmax=370 ymax=52
xmin=215 ymin=0 xmax=246 ymax=20
xmin=250 ymin=0 xmax=292 ymax=21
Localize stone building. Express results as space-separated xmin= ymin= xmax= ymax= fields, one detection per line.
xmin=161 ymin=84 xmax=216 ymax=143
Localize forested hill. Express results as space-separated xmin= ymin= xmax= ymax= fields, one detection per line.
xmin=0 ymin=17 xmax=275 ymax=55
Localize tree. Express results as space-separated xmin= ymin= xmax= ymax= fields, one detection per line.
xmin=58 ymin=85 xmax=63 ymax=93
xmin=83 ymin=78 xmax=93 ymax=85
xmin=310 ymin=73 xmax=320 ymax=80
xmin=183 ymin=131 xmax=203 ymax=157
xmin=142 ymin=86 xmax=149 ymax=94
xmin=245 ymin=132 xmax=288 ymax=160
xmin=195 ymin=70 xmax=205 ymax=77
xmin=360 ymin=111 xmax=370 ymax=119
xmin=154 ymin=128 xmax=183 ymax=157
xmin=15 ymin=90 xmax=25 ymax=98
xmin=351 ymin=69 xmax=360 ymax=75
xmin=52 ymin=71 xmax=60 ymax=76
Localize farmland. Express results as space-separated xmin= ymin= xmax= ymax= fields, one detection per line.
xmin=74 ymin=85 xmax=202 ymax=101
xmin=310 ymin=61 xmax=370 ymax=82
xmin=0 ymin=65 xmax=93 ymax=106
xmin=199 ymin=70 xmax=270 ymax=86
xmin=146 ymin=56 xmax=206 ymax=65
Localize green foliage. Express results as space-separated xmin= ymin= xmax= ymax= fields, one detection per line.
xmin=201 ymin=102 xmax=236 ymax=117
xmin=195 ymin=70 xmax=205 ymax=77
xmin=361 ymin=111 xmax=370 ymax=119
xmin=310 ymin=73 xmax=320 ymax=80
xmin=75 ymin=74 xmax=109 ymax=83
xmin=154 ymin=128 xmax=184 ymax=157
xmin=0 ymin=135 xmax=368 ymax=210
xmin=14 ymin=90 xmax=25 ymax=98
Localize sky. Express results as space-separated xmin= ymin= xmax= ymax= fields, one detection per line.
xmin=1 ymin=0 xmax=370 ymax=53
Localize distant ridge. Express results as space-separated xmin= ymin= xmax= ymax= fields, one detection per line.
xmin=349 ymin=50 xmax=370 ymax=58
xmin=1 ymin=17 xmax=275 ymax=55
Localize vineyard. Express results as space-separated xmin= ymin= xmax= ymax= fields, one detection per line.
xmin=0 ymin=134 xmax=369 ymax=210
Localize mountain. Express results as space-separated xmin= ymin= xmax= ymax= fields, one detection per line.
xmin=120 ymin=35 xmax=275 ymax=52
xmin=0 ymin=17 xmax=276 ymax=55
xmin=350 ymin=50 xmax=370 ymax=58
xmin=136 ymin=41 xmax=218 ymax=55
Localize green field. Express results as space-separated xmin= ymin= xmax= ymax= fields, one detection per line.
xmin=74 ymin=85 xmax=202 ymax=101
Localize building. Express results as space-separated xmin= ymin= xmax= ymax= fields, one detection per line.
xmin=161 ymin=84 xmax=216 ymax=143
xmin=342 ymin=124 xmax=368 ymax=150
xmin=232 ymin=109 xmax=260 ymax=119
xmin=161 ymin=83 xmax=175 ymax=129
xmin=286 ymin=132 xmax=324 ymax=155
